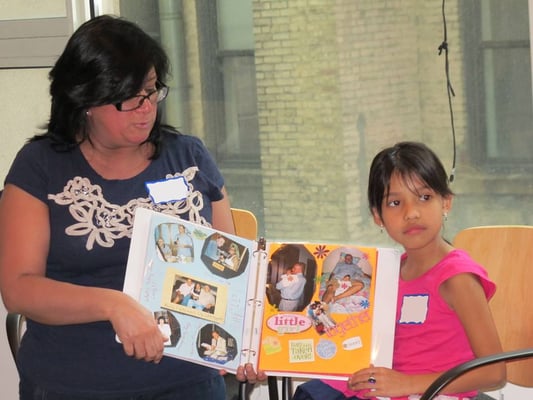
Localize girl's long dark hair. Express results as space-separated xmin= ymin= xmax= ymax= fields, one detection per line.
xmin=32 ymin=15 xmax=171 ymax=158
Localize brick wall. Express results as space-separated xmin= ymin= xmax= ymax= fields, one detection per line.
xmin=252 ymin=0 xmax=469 ymax=242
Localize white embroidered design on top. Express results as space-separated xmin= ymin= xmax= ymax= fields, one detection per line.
xmin=48 ymin=167 xmax=210 ymax=250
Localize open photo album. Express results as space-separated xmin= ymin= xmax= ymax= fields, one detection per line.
xmin=122 ymin=208 xmax=400 ymax=379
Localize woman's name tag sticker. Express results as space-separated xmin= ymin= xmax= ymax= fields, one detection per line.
xmin=145 ymin=176 xmax=189 ymax=204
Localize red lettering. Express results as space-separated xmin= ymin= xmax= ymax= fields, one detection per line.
xmin=325 ymin=310 xmax=371 ymax=338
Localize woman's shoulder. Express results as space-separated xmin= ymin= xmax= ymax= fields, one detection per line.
xmin=158 ymin=127 xmax=219 ymax=173
xmin=8 ymin=137 xmax=69 ymax=172
xmin=15 ymin=137 xmax=81 ymax=163
xmin=15 ymin=136 xmax=53 ymax=154
xmin=161 ymin=127 xmax=205 ymax=148
xmin=5 ymin=137 xmax=74 ymax=202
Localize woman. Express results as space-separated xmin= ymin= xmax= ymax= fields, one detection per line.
xmin=0 ymin=15 xmax=264 ymax=400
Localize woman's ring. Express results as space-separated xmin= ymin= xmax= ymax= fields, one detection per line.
xmin=368 ymin=374 xmax=376 ymax=384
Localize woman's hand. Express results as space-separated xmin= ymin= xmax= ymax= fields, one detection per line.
xmin=236 ymin=363 xmax=268 ymax=384
xmin=219 ymin=364 xmax=268 ymax=385
xmin=109 ymin=292 xmax=166 ymax=363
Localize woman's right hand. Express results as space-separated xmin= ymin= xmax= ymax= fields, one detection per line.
xmin=108 ymin=292 xmax=166 ymax=363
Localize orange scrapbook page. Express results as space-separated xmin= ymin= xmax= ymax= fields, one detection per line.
xmin=123 ymin=208 xmax=400 ymax=379
xmin=257 ymin=242 xmax=399 ymax=379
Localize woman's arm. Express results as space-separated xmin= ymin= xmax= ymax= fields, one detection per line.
xmin=211 ymin=186 xmax=235 ymax=234
xmin=0 ymin=184 xmax=166 ymax=362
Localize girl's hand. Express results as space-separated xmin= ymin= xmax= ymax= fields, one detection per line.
xmin=109 ymin=292 xmax=166 ymax=363
xmin=348 ymin=365 xmax=413 ymax=398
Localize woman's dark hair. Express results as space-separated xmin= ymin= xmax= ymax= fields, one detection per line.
xmin=31 ymin=15 xmax=171 ymax=156
xmin=367 ymin=141 xmax=453 ymax=218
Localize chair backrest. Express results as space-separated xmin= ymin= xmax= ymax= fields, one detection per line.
xmin=420 ymin=348 xmax=533 ymax=400
xmin=6 ymin=312 xmax=25 ymax=360
xmin=231 ymin=208 xmax=258 ymax=240
xmin=453 ymin=225 xmax=533 ymax=387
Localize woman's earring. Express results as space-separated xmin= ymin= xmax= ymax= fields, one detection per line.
xmin=380 ymin=224 xmax=384 ymax=233
xmin=443 ymin=212 xmax=448 ymax=221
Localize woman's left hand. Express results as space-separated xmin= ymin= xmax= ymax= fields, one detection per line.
xmin=219 ymin=364 xmax=268 ymax=384
xmin=237 ymin=363 xmax=268 ymax=384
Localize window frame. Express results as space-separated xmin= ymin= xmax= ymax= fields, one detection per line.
xmin=0 ymin=1 xmax=79 ymax=69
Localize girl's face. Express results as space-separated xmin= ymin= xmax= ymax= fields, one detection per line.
xmin=372 ymin=172 xmax=452 ymax=251
xmin=86 ymin=68 xmax=159 ymax=148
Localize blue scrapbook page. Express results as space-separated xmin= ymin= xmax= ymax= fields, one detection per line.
xmin=124 ymin=208 xmax=264 ymax=373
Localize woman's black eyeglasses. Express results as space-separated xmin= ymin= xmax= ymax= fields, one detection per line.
xmin=115 ymin=84 xmax=169 ymax=112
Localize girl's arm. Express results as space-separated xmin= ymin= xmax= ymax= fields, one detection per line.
xmin=438 ymin=272 xmax=506 ymax=392
xmin=348 ymin=273 xmax=506 ymax=398
xmin=0 ymin=184 xmax=166 ymax=363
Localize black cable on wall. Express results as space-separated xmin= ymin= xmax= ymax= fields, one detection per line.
xmin=437 ymin=0 xmax=457 ymax=183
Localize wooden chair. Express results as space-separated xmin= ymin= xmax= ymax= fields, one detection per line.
xmin=231 ymin=207 xmax=258 ymax=240
xmin=420 ymin=225 xmax=533 ymax=399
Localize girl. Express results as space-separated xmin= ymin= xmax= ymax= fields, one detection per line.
xmin=293 ymin=142 xmax=505 ymax=400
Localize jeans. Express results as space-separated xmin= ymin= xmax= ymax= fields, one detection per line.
xmin=19 ymin=374 xmax=226 ymax=400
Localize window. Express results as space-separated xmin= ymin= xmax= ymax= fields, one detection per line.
xmin=463 ymin=0 xmax=533 ymax=170
xmin=216 ymin=0 xmax=260 ymax=165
